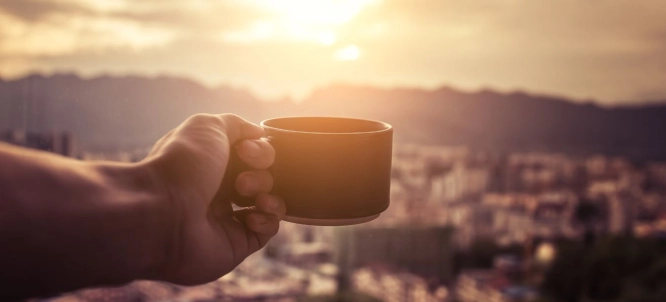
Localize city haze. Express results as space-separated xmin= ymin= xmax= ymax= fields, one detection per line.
xmin=2 ymin=1 xmax=666 ymax=302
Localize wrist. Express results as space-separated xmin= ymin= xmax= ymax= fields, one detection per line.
xmin=91 ymin=160 xmax=173 ymax=282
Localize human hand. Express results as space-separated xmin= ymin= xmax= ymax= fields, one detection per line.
xmin=144 ymin=114 xmax=285 ymax=285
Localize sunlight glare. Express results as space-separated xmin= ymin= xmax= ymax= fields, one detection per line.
xmin=335 ymin=44 xmax=360 ymax=61
xmin=318 ymin=32 xmax=337 ymax=45
xmin=252 ymin=0 xmax=377 ymax=26
xmin=230 ymin=0 xmax=377 ymax=44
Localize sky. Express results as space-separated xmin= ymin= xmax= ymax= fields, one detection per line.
xmin=0 ymin=0 xmax=665 ymax=105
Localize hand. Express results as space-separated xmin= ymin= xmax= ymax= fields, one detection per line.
xmin=144 ymin=114 xmax=285 ymax=285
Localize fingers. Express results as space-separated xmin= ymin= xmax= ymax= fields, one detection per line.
xmin=217 ymin=114 xmax=264 ymax=144
xmin=255 ymin=193 xmax=286 ymax=220
xmin=235 ymin=170 xmax=273 ymax=196
xmin=233 ymin=193 xmax=285 ymax=237
xmin=236 ymin=139 xmax=275 ymax=169
xmin=220 ymin=194 xmax=285 ymax=264
xmin=244 ymin=212 xmax=280 ymax=236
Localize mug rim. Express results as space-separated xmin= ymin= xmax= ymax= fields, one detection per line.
xmin=260 ymin=116 xmax=392 ymax=135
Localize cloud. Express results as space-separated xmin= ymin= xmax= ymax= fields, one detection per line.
xmin=334 ymin=0 xmax=666 ymax=102
xmin=0 ymin=10 xmax=174 ymax=57
xmin=0 ymin=0 xmax=91 ymax=21
xmin=0 ymin=0 xmax=665 ymax=103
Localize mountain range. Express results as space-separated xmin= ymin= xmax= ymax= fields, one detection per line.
xmin=1 ymin=74 xmax=665 ymax=161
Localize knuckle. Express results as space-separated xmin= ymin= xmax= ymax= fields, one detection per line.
xmin=188 ymin=113 xmax=211 ymax=123
xmin=218 ymin=114 xmax=242 ymax=141
xmin=219 ymin=113 xmax=237 ymax=119
xmin=187 ymin=114 xmax=221 ymax=127
xmin=163 ymin=139 xmax=194 ymax=156
xmin=219 ymin=113 xmax=243 ymax=125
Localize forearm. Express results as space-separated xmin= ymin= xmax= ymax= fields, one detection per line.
xmin=0 ymin=143 xmax=168 ymax=299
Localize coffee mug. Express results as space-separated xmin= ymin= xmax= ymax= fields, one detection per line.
xmin=223 ymin=116 xmax=393 ymax=226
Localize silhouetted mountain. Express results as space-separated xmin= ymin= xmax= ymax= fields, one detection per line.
xmin=0 ymin=74 xmax=264 ymax=149
xmin=1 ymin=74 xmax=665 ymax=160
xmin=300 ymin=84 xmax=666 ymax=160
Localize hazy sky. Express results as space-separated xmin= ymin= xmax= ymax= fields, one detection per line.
xmin=0 ymin=0 xmax=665 ymax=104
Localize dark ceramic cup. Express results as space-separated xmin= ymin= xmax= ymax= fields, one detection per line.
xmin=225 ymin=116 xmax=393 ymax=226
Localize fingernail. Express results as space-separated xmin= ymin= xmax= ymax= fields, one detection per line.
xmin=242 ymin=174 xmax=259 ymax=194
xmin=243 ymin=141 xmax=262 ymax=158
xmin=268 ymin=197 xmax=280 ymax=210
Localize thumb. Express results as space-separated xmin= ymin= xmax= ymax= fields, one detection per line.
xmin=217 ymin=114 xmax=264 ymax=144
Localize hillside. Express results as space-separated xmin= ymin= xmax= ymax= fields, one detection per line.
xmin=1 ymin=74 xmax=665 ymax=160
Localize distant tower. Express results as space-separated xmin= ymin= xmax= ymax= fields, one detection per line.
xmin=21 ymin=76 xmax=45 ymax=132
xmin=60 ymin=132 xmax=77 ymax=158
xmin=334 ymin=227 xmax=354 ymax=295
xmin=20 ymin=77 xmax=30 ymax=131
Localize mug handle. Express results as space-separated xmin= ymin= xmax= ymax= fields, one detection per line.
xmin=220 ymin=137 xmax=273 ymax=207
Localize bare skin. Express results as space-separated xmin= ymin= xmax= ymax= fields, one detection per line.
xmin=0 ymin=114 xmax=285 ymax=300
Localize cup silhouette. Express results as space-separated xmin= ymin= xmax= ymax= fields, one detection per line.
xmin=225 ymin=116 xmax=393 ymax=226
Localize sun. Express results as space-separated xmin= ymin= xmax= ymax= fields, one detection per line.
xmin=335 ymin=44 xmax=360 ymax=61
xmin=232 ymin=0 xmax=377 ymax=45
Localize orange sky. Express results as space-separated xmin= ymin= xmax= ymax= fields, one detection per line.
xmin=0 ymin=0 xmax=665 ymax=104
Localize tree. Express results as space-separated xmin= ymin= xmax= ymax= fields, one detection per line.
xmin=573 ymin=199 xmax=602 ymax=247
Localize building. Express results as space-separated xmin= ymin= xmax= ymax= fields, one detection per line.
xmin=1 ymin=129 xmax=77 ymax=158
xmin=335 ymin=226 xmax=456 ymax=289
xmin=455 ymin=269 xmax=538 ymax=302
xmin=352 ymin=266 xmax=449 ymax=302
xmin=430 ymin=162 xmax=490 ymax=203
xmin=455 ymin=269 xmax=507 ymax=302
xmin=274 ymin=242 xmax=332 ymax=267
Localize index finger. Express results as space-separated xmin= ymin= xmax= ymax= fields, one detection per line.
xmin=237 ymin=139 xmax=275 ymax=169
xmin=218 ymin=114 xmax=264 ymax=144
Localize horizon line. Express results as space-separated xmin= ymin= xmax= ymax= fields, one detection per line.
xmin=1 ymin=70 xmax=665 ymax=108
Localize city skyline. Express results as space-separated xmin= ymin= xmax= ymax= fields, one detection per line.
xmin=2 ymin=2 xmax=666 ymax=300
xmin=1 ymin=0 xmax=666 ymax=104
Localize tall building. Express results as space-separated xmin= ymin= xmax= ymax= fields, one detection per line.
xmin=1 ymin=129 xmax=77 ymax=158
xmin=430 ymin=163 xmax=490 ymax=203
xmin=335 ymin=226 xmax=456 ymax=289
xmin=455 ymin=269 xmax=538 ymax=302
xmin=352 ymin=267 xmax=449 ymax=302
